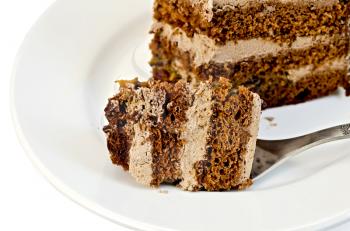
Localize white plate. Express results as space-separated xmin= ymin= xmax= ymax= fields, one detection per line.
xmin=11 ymin=0 xmax=350 ymax=230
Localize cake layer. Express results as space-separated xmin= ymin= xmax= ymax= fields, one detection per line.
xmin=150 ymin=30 xmax=350 ymax=107
xmin=104 ymin=84 xmax=135 ymax=171
xmin=194 ymin=82 xmax=261 ymax=191
xmin=154 ymin=0 xmax=349 ymax=43
xmin=179 ymin=82 xmax=213 ymax=191
xmin=148 ymin=81 xmax=192 ymax=185
xmin=153 ymin=63 xmax=349 ymax=107
xmin=151 ymin=22 xmax=348 ymax=68
xmin=103 ymin=79 xmax=261 ymax=191
xmin=250 ymin=65 xmax=349 ymax=106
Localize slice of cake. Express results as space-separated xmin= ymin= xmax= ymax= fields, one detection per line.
xmin=150 ymin=0 xmax=350 ymax=108
xmin=103 ymin=78 xmax=262 ymax=191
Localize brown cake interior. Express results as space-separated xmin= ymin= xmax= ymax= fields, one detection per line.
xmin=104 ymin=80 xmax=192 ymax=186
xmin=150 ymin=29 xmax=350 ymax=108
xmin=195 ymin=83 xmax=256 ymax=191
xmin=154 ymin=0 xmax=349 ymax=43
xmin=104 ymin=85 xmax=136 ymax=170
xmin=104 ymin=79 xmax=261 ymax=190
xmin=148 ymin=81 xmax=192 ymax=186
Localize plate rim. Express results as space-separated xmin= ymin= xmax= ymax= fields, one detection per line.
xmin=9 ymin=1 xmax=350 ymax=231
xmin=9 ymin=1 xmax=164 ymax=231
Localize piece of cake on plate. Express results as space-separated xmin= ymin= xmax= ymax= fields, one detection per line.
xmin=103 ymin=78 xmax=261 ymax=191
xmin=150 ymin=0 xmax=350 ymax=108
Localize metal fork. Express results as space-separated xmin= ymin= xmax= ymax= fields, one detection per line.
xmin=252 ymin=123 xmax=350 ymax=181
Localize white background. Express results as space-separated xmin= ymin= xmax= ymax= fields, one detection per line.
xmin=0 ymin=1 xmax=349 ymax=231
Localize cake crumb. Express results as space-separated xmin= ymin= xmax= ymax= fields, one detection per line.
xmin=264 ymin=116 xmax=275 ymax=122
xmin=159 ymin=189 xmax=169 ymax=194
xmin=264 ymin=116 xmax=277 ymax=127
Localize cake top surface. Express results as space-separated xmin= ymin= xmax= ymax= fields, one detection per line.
xmin=190 ymin=0 xmax=340 ymax=20
xmin=192 ymin=0 xmax=339 ymax=7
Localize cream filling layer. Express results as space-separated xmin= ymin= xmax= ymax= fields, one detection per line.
xmin=129 ymin=124 xmax=153 ymax=186
xmin=128 ymin=86 xmax=167 ymax=186
xmin=179 ymin=82 xmax=213 ymax=191
xmin=287 ymin=58 xmax=347 ymax=82
xmin=152 ymin=22 xmax=333 ymax=67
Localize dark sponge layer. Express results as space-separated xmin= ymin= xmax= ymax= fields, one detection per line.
xmin=196 ymin=83 xmax=255 ymax=191
xmin=154 ymin=0 xmax=349 ymax=44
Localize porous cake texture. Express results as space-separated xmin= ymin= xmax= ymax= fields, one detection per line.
xmin=103 ymin=78 xmax=262 ymax=191
xmin=150 ymin=0 xmax=350 ymax=108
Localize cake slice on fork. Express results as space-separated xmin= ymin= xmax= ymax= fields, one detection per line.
xmin=103 ymin=78 xmax=262 ymax=191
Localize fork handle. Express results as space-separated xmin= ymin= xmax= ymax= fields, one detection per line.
xmin=253 ymin=124 xmax=350 ymax=181
xmin=257 ymin=123 xmax=350 ymax=157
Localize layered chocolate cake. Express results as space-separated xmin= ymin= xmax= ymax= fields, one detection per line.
xmin=150 ymin=0 xmax=350 ymax=108
xmin=103 ymin=78 xmax=261 ymax=191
